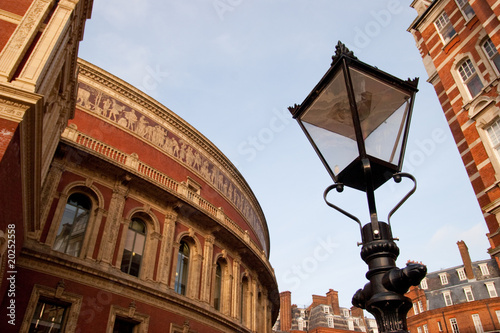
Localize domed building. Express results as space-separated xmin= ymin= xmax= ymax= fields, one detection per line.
xmin=0 ymin=1 xmax=279 ymax=332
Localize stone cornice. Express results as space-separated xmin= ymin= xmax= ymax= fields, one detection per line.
xmin=75 ymin=58 xmax=270 ymax=255
xmin=18 ymin=245 xmax=257 ymax=332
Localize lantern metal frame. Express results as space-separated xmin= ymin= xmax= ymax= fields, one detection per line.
xmin=288 ymin=41 xmax=427 ymax=333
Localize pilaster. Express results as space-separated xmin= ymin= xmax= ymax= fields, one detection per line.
xmin=97 ymin=184 xmax=127 ymax=264
xmin=200 ymin=234 xmax=215 ymax=303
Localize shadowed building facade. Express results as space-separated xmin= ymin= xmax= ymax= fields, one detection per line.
xmin=0 ymin=1 xmax=279 ymax=332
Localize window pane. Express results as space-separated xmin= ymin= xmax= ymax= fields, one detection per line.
xmin=133 ymin=233 xmax=145 ymax=255
xmin=121 ymin=219 xmax=146 ymax=277
xmin=29 ymin=300 xmax=67 ymax=333
xmin=450 ymin=318 xmax=460 ymax=333
xmin=435 ymin=12 xmax=456 ymax=43
xmin=113 ymin=317 xmax=136 ymax=333
xmin=467 ymin=75 xmax=483 ymax=97
xmin=175 ymin=242 xmax=190 ymax=295
xmin=472 ymin=314 xmax=484 ymax=333
xmin=459 ymin=59 xmax=483 ymax=97
xmin=53 ymin=193 xmax=91 ymax=256
xmin=456 ymin=0 xmax=475 ymax=20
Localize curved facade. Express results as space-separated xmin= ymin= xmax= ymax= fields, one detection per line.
xmin=5 ymin=56 xmax=279 ymax=331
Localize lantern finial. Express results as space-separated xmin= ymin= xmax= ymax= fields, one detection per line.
xmin=331 ymin=41 xmax=357 ymax=65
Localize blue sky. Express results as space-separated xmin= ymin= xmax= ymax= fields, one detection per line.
xmin=79 ymin=0 xmax=489 ymax=309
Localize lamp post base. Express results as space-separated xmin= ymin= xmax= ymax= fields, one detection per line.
xmin=352 ymin=222 xmax=427 ymax=333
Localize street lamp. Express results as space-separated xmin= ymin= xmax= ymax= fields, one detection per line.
xmin=289 ymin=41 xmax=427 ymax=333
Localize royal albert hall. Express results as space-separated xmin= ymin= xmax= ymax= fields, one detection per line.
xmin=0 ymin=1 xmax=279 ymax=332
xmin=10 ymin=56 xmax=279 ymax=332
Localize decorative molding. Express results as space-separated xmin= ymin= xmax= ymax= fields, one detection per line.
xmin=59 ymin=128 xmax=275 ymax=277
xmin=76 ymin=59 xmax=270 ymax=255
xmin=0 ymin=0 xmax=51 ymax=81
xmin=0 ymin=97 xmax=30 ymax=122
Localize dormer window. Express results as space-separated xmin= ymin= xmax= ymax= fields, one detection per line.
xmin=457 ymin=267 xmax=467 ymax=281
xmin=439 ymin=273 xmax=449 ymax=285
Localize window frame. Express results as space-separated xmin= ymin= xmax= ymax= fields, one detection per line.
xmin=20 ymin=284 xmax=82 ymax=332
xmin=455 ymin=0 xmax=475 ymax=21
xmin=107 ymin=304 xmax=150 ymax=333
xmin=482 ymin=37 xmax=500 ymax=74
xmin=120 ymin=218 xmax=147 ymax=277
xmin=457 ymin=267 xmax=467 ymax=281
xmin=439 ymin=273 xmax=449 ymax=285
xmin=472 ymin=314 xmax=484 ymax=333
xmin=434 ymin=11 xmax=457 ymax=44
xmin=450 ymin=318 xmax=460 ymax=333
xmin=175 ymin=240 xmax=190 ymax=295
xmin=479 ymin=263 xmax=490 ymax=276
xmin=458 ymin=58 xmax=484 ymax=98
xmin=485 ymin=281 xmax=498 ymax=298
xmin=463 ymin=286 xmax=474 ymax=301
xmin=443 ymin=291 xmax=453 ymax=306
xmin=52 ymin=192 xmax=92 ymax=257
xmin=420 ymin=278 xmax=428 ymax=289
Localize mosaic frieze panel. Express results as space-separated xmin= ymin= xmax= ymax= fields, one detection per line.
xmin=75 ymin=82 xmax=266 ymax=251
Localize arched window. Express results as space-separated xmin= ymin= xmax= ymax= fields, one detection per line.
xmin=120 ymin=219 xmax=146 ymax=277
xmin=458 ymin=58 xmax=483 ymax=97
xmin=175 ymin=241 xmax=190 ymax=295
xmin=53 ymin=193 xmax=91 ymax=256
xmin=241 ymin=276 xmax=249 ymax=325
xmin=214 ymin=262 xmax=222 ymax=310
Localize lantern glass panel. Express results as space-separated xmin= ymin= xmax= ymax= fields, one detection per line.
xmin=300 ymin=70 xmax=358 ymax=179
xmin=350 ymin=67 xmax=412 ymax=166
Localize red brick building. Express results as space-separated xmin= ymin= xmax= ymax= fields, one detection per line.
xmin=406 ymin=241 xmax=500 ymax=332
xmin=409 ymin=0 xmax=500 ymax=264
xmin=274 ymin=290 xmax=378 ymax=333
xmin=0 ymin=1 xmax=279 ymax=332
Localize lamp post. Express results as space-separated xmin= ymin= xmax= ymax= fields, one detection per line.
xmin=289 ymin=41 xmax=427 ymax=333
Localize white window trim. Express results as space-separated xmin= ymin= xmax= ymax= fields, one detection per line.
xmin=485 ymin=281 xmax=498 ymax=298
xmin=434 ymin=11 xmax=457 ymax=44
xmin=443 ymin=290 xmax=453 ymax=306
xmin=463 ymin=286 xmax=474 ymax=301
xmin=420 ymin=278 xmax=428 ymax=289
xmin=418 ymin=300 xmax=424 ymax=313
xmin=451 ymin=53 xmax=485 ymax=102
xmin=472 ymin=314 xmax=484 ymax=333
xmin=455 ymin=0 xmax=475 ymax=21
xmin=470 ymin=101 xmax=500 ymax=176
xmin=439 ymin=273 xmax=449 ymax=285
xmin=457 ymin=267 xmax=467 ymax=281
xmin=480 ymin=35 xmax=500 ymax=77
xmin=479 ymin=263 xmax=490 ymax=276
xmin=450 ymin=318 xmax=460 ymax=333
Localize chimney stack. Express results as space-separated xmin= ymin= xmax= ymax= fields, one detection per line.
xmin=457 ymin=240 xmax=474 ymax=279
xmin=279 ymin=291 xmax=292 ymax=331
xmin=326 ymin=289 xmax=340 ymax=316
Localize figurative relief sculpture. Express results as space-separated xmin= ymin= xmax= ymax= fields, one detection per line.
xmin=76 ymin=82 xmax=267 ymax=250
